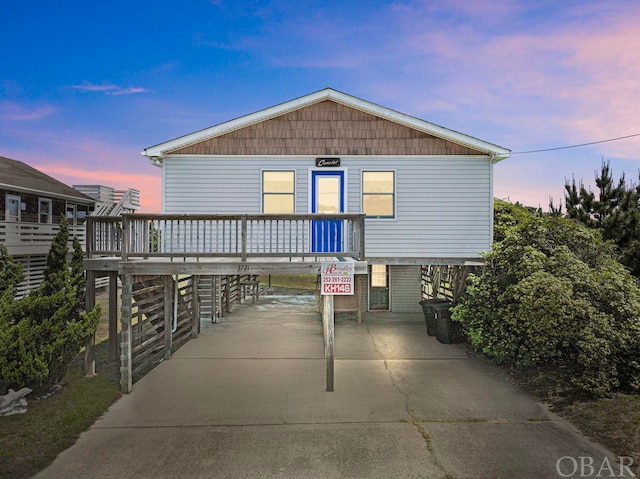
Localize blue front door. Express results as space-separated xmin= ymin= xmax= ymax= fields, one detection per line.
xmin=311 ymin=171 xmax=344 ymax=252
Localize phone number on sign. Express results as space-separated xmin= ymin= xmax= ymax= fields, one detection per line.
xmin=323 ymin=276 xmax=353 ymax=283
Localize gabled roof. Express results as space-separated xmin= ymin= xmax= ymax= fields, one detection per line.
xmin=142 ymin=88 xmax=510 ymax=162
xmin=0 ymin=156 xmax=94 ymax=203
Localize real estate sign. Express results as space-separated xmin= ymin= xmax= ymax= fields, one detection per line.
xmin=321 ymin=262 xmax=354 ymax=295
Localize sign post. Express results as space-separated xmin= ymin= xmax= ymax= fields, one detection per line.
xmin=320 ymin=262 xmax=354 ymax=391
xmin=322 ymin=294 xmax=334 ymax=392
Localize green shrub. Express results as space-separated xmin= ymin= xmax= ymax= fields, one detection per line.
xmin=0 ymin=218 xmax=101 ymax=391
xmin=453 ymin=207 xmax=640 ymax=396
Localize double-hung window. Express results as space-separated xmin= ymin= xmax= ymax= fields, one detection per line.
xmin=362 ymin=171 xmax=395 ymax=218
xmin=262 ymin=171 xmax=295 ymax=213
xmin=5 ymin=194 xmax=21 ymax=222
xmin=66 ymin=204 xmax=77 ymax=225
xmin=39 ymin=198 xmax=52 ymax=224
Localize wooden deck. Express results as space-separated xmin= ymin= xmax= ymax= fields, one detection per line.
xmin=83 ymin=213 xmax=368 ymax=393
xmin=86 ymin=213 xmax=366 ymax=271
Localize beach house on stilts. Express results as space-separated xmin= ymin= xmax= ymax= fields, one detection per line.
xmin=84 ymin=88 xmax=510 ymax=392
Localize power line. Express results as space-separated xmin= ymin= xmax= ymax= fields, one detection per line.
xmin=511 ymin=132 xmax=640 ymax=155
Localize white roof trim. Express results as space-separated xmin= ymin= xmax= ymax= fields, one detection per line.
xmin=141 ymin=88 xmax=510 ymax=162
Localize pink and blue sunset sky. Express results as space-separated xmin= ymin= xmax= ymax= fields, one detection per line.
xmin=2 ymin=0 xmax=640 ymax=213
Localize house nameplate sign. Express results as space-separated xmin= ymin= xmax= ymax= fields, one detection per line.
xmin=315 ymin=157 xmax=341 ymax=167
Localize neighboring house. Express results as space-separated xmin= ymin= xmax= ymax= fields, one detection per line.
xmin=141 ymin=88 xmax=510 ymax=313
xmin=0 ymin=158 xmax=141 ymax=297
xmin=73 ymin=185 xmax=140 ymax=217
xmin=0 ymin=156 xmax=95 ymax=297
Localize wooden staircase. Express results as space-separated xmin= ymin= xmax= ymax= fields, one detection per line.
xmin=197 ymin=275 xmax=217 ymax=323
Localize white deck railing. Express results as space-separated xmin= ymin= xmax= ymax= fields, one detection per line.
xmin=0 ymin=221 xmax=87 ymax=256
xmin=87 ymin=214 xmax=366 ymax=261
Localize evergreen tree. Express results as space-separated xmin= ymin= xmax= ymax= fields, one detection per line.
xmin=563 ymin=161 xmax=640 ymax=276
xmin=0 ymin=216 xmax=100 ymax=390
xmin=0 ymin=244 xmax=23 ymax=296
xmin=71 ymin=236 xmax=86 ymax=311
xmin=39 ymin=216 xmax=70 ymax=297
xmin=0 ymin=246 xmax=23 ymax=392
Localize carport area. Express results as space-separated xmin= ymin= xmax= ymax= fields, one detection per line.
xmin=37 ymin=295 xmax=631 ymax=479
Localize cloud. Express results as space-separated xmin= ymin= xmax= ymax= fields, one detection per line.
xmin=0 ymin=101 xmax=55 ymax=121
xmin=349 ymin=3 xmax=640 ymax=156
xmin=71 ymin=82 xmax=149 ymax=96
xmin=111 ymin=87 xmax=149 ymax=95
xmin=72 ymin=82 xmax=120 ymax=93
xmin=279 ymin=2 xmax=640 ymax=158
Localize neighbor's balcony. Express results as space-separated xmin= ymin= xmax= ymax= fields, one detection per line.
xmin=86 ymin=213 xmax=366 ymax=261
xmin=0 ymin=221 xmax=87 ymax=256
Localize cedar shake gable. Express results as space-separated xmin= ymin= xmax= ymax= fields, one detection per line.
xmin=167 ymin=100 xmax=480 ymax=156
xmin=143 ymin=88 xmax=510 ymax=161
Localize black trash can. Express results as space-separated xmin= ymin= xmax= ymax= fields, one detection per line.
xmin=419 ymin=298 xmax=449 ymax=336
xmin=432 ymin=301 xmax=455 ymax=344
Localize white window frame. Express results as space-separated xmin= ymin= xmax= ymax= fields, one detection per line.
xmin=38 ymin=198 xmax=53 ymax=224
xmin=66 ymin=203 xmax=77 ymax=225
xmin=5 ymin=194 xmax=21 ymax=222
xmin=362 ymin=170 xmax=396 ymax=219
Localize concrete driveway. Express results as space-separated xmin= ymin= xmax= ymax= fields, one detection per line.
xmin=36 ymin=295 xmax=632 ymax=478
